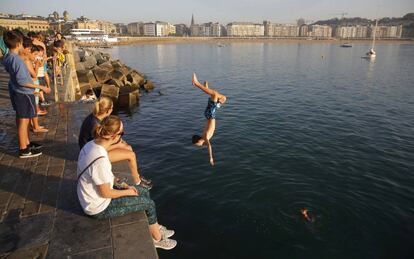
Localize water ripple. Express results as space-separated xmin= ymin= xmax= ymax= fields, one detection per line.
xmin=104 ymin=43 xmax=414 ymax=259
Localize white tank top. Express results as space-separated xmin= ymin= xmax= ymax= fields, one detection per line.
xmin=37 ymin=60 xmax=45 ymax=77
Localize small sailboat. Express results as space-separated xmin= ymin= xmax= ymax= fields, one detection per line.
xmin=363 ymin=19 xmax=378 ymax=59
xmin=340 ymin=33 xmax=352 ymax=48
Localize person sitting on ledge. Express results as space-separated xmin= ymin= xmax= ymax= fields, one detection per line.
xmin=80 ymin=88 xmax=97 ymax=102
xmin=78 ymin=97 xmax=152 ymax=189
xmin=77 ymin=115 xmax=177 ymax=250
xmin=191 ymin=73 xmax=227 ymax=166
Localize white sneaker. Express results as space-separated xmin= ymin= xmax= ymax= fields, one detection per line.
xmin=154 ymin=237 xmax=177 ymax=250
xmin=159 ymin=225 xmax=175 ymax=238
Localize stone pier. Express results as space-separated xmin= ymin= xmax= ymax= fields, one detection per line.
xmin=0 ymin=64 xmax=158 ymax=258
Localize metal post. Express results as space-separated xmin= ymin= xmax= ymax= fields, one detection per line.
xmin=53 ymin=58 xmax=59 ymax=102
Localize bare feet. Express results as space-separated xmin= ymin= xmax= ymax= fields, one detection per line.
xmin=192 ymin=73 xmax=196 ymax=85
xmin=37 ymin=110 xmax=48 ymax=116
xmin=192 ymin=73 xmax=200 ymax=87
xmin=33 ymin=127 xmax=49 ymax=133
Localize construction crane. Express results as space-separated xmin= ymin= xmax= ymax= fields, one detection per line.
xmin=331 ymin=12 xmax=349 ymax=19
xmin=331 ymin=12 xmax=349 ymax=26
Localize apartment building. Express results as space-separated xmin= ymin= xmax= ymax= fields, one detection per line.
xmin=226 ymin=22 xmax=264 ymax=37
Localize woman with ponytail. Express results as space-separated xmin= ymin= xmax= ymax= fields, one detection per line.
xmin=78 ymin=96 xmax=113 ymax=149
xmin=77 ymin=116 xmax=177 ymax=250
xmin=78 ymin=97 xmax=152 ymax=189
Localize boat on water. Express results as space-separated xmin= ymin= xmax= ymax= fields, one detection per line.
xmin=363 ymin=19 xmax=378 ymax=59
xmin=217 ymin=43 xmax=226 ymax=47
xmin=365 ymin=48 xmax=376 ymax=59
xmin=69 ymin=29 xmax=118 ymax=43
xmin=340 ymin=43 xmax=352 ymax=48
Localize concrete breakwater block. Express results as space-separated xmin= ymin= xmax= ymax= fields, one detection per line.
xmin=110 ymin=69 xmax=126 ymax=82
xmin=83 ymin=55 xmax=97 ymax=69
xmin=119 ymin=89 xmax=139 ymax=108
xmin=75 ymin=62 xmax=85 ymax=71
xmin=142 ymin=80 xmax=154 ymax=92
xmin=119 ymin=85 xmax=140 ymax=95
xmin=94 ymin=53 xmax=107 ymax=65
xmin=73 ymin=51 xmax=81 ymax=63
xmin=111 ymin=60 xmax=123 ymax=69
xmin=101 ymin=84 xmax=119 ymax=99
xmin=127 ymin=71 xmax=144 ymax=86
xmin=74 ymin=48 xmax=154 ymax=108
xmin=92 ymin=67 xmax=111 ymax=83
xmin=106 ymin=78 xmax=124 ymax=88
xmin=77 ymin=70 xmax=97 ymax=86
xmin=98 ymin=61 xmax=114 ymax=72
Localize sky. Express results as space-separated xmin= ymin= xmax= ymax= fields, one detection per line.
xmin=1 ymin=0 xmax=413 ymax=24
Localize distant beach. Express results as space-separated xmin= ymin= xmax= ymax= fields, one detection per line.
xmin=112 ymin=36 xmax=414 ymax=46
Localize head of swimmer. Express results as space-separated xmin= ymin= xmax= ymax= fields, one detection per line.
xmin=192 ymin=135 xmax=204 ymax=146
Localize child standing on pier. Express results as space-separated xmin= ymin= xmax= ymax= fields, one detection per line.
xmin=192 ymin=73 xmax=227 ymax=166
xmin=1 ymin=31 xmax=51 ymax=158
xmin=21 ymin=42 xmax=48 ymax=132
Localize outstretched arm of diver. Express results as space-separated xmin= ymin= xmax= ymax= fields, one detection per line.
xmin=206 ymin=138 xmax=214 ymax=166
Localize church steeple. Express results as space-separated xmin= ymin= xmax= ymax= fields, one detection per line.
xmin=191 ymin=14 xmax=195 ymax=26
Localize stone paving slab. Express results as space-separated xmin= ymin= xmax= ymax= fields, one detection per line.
xmin=3 ymin=243 xmax=48 ymax=259
xmin=0 ymin=67 xmax=158 ymax=258
xmin=112 ymin=219 xmax=158 ymax=259
xmin=0 ymin=212 xmax=54 ymax=254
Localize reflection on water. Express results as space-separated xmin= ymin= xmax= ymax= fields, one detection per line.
xmin=105 ymin=43 xmax=414 ymax=259
xmin=365 ymin=57 xmax=376 ymax=80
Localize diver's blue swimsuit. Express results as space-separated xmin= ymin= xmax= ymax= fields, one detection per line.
xmin=204 ymin=98 xmax=221 ymax=119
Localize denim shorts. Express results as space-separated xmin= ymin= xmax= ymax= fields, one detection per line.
xmin=10 ymin=91 xmax=36 ymax=118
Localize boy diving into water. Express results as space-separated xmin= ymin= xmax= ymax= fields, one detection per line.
xmin=192 ymin=73 xmax=227 ymax=166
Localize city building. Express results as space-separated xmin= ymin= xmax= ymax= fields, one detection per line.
xmin=98 ymin=20 xmax=116 ymax=34
xmin=0 ymin=16 xmax=49 ymax=32
xmin=47 ymin=11 xmax=70 ymax=33
xmin=191 ymin=22 xmax=221 ymax=37
xmin=190 ymin=24 xmax=203 ymax=36
xmin=115 ymin=23 xmax=128 ymax=35
xmin=155 ymin=21 xmax=175 ymax=36
xmin=226 ymin=22 xmax=264 ymax=37
xmin=127 ymin=22 xmax=143 ymax=35
xmin=155 ymin=22 xmax=166 ymax=36
xmin=174 ymin=24 xmax=189 ymax=36
xmin=264 ymin=21 xmax=300 ymax=37
xmin=369 ymin=25 xmax=403 ymax=38
xmin=220 ymin=25 xmax=227 ymax=36
xmin=336 ymin=25 xmax=369 ymax=38
xmin=143 ymin=23 xmax=156 ymax=36
xmin=307 ymin=25 xmax=332 ymax=38
xmin=210 ymin=22 xmax=221 ymax=37
xmin=72 ymin=16 xmax=115 ymax=34
xmin=189 ymin=15 xmax=221 ymax=37
xmin=299 ymin=24 xmax=309 ymax=37
xmin=73 ymin=16 xmax=99 ymax=30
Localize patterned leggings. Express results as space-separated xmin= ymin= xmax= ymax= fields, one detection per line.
xmin=92 ymin=184 xmax=157 ymax=224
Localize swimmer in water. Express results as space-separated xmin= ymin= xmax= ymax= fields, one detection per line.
xmin=301 ymin=208 xmax=312 ymax=222
xmin=191 ymin=73 xmax=227 ymax=166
